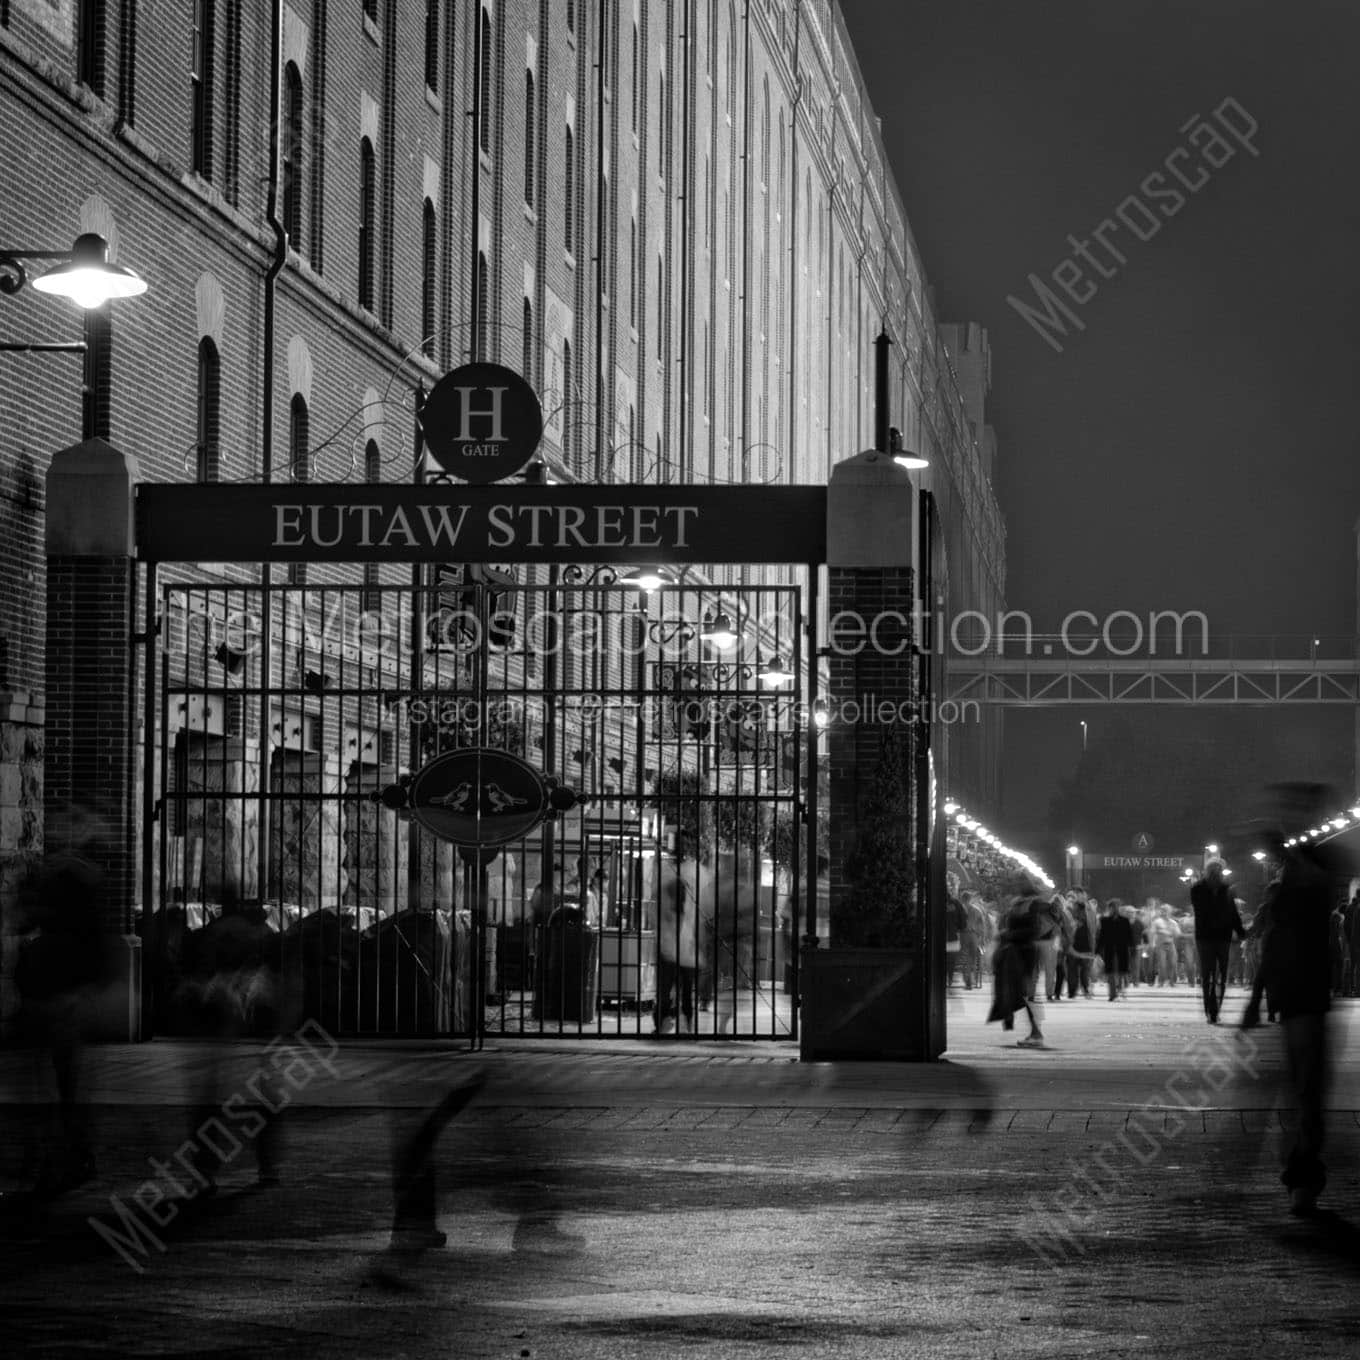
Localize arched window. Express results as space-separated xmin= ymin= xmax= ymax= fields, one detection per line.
xmin=524 ymin=70 xmax=536 ymax=206
xmin=289 ymin=393 xmax=310 ymax=583
xmin=421 ymin=198 xmax=436 ymax=356
xmin=479 ymin=8 xmax=492 ymax=154
xmin=522 ymin=297 xmax=534 ymax=383
xmin=476 ymin=251 xmax=489 ymax=360
xmin=425 ymin=0 xmax=439 ymax=93
xmin=358 ymin=138 xmax=375 ymax=309
xmin=290 ymin=393 xmax=310 ymax=482
xmin=362 ymin=437 xmax=381 ymax=605
xmin=600 ymin=0 xmax=610 ymax=88
xmin=564 ymin=125 xmax=575 ymax=253
xmin=629 ymin=218 xmax=637 ymax=329
xmin=658 ymin=69 xmax=665 ymax=178
xmin=282 ymin=61 xmax=303 ymax=247
xmin=761 ymin=81 xmax=770 ymax=190
xmin=196 ymin=338 xmax=221 ymax=483
xmin=191 ymin=0 xmax=216 ymax=179
xmin=562 ymin=337 xmax=574 ymax=463
xmin=77 ymin=0 xmax=106 ymax=95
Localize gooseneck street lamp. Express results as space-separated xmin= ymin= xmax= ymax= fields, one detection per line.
xmin=0 ymin=232 xmax=148 ymax=440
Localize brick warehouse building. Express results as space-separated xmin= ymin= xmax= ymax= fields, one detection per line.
xmin=0 ymin=0 xmax=1005 ymax=1035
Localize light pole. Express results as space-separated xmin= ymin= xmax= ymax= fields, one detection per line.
xmin=0 ymin=233 xmax=148 ymax=440
xmin=1065 ymin=844 xmax=1083 ymax=888
xmin=1079 ymin=720 xmax=1087 ymax=753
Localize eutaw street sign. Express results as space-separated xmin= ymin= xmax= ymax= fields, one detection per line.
xmin=135 ymin=485 xmax=828 ymax=563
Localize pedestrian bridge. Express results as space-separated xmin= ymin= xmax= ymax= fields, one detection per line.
xmin=944 ymin=634 xmax=1360 ymax=706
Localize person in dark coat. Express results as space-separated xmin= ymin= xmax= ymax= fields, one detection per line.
xmin=1190 ymin=858 xmax=1246 ymax=1023
xmin=987 ymin=880 xmax=1047 ymax=1048
xmin=1095 ymin=899 xmax=1132 ymax=1001
xmin=1265 ymin=837 xmax=1344 ymax=1214
xmin=1241 ymin=877 xmax=1279 ymax=1027
xmin=1254 ymin=784 xmax=1355 ymax=1217
xmin=14 ymin=849 xmax=111 ymax=1197
xmin=1066 ymin=905 xmax=1095 ymax=998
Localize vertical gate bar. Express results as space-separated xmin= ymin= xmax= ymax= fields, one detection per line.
xmin=159 ymin=588 xmax=174 ymax=1028
xmin=788 ymin=579 xmax=794 ymax=1044
xmin=803 ymin=563 xmax=819 ymax=975
xmin=140 ymin=564 xmax=158 ymax=1029
xmin=257 ymin=575 xmax=273 ymax=944
xmin=540 ymin=565 xmax=559 ymax=1037
xmin=632 ymin=597 xmax=647 ymax=1037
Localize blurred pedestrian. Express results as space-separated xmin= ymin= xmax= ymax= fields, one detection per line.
xmin=1149 ymin=900 xmax=1178 ymax=986
xmin=1065 ymin=903 xmax=1094 ymax=998
xmin=1096 ymin=899 xmax=1132 ymax=1001
xmin=1254 ymin=783 xmax=1355 ymax=1216
xmin=987 ymin=878 xmax=1048 ymax=1048
xmin=1037 ymin=894 xmax=1068 ymax=1003
xmin=13 ymin=846 xmax=111 ymax=1198
xmin=1241 ymin=877 xmax=1279 ymax=1028
xmin=173 ymin=887 xmax=287 ymax=1194
xmin=1190 ymin=858 xmax=1245 ymax=1024
xmin=654 ymin=847 xmax=699 ymax=1036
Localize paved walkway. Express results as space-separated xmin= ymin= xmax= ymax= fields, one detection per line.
xmin=2 ymin=987 xmax=1358 ymax=1357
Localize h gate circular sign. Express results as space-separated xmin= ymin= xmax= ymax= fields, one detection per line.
xmin=420 ymin=362 xmax=543 ymax=483
xmin=409 ymin=747 xmax=552 ymax=846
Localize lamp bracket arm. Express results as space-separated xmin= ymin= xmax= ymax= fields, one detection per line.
xmin=0 ymin=248 xmax=74 ymax=296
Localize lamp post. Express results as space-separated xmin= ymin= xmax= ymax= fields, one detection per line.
xmin=1065 ymin=844 xmax=1083 ymax=887
xmin=0 ymin=233 xmax=148 ymax=440
xmin=1079 ymin=720 xmax=1087 ymax=752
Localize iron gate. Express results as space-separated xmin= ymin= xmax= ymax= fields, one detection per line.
xmin=144 ymin=569 xmax=816 ymax=1040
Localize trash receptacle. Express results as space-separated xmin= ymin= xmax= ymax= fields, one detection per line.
xmin=535 ymin=904 xmax=600 ymax=1022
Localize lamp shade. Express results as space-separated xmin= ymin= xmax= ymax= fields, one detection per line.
xmin=32 ymin=234 xmax=147 ymax=308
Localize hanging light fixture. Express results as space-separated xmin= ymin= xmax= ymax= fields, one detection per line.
xmin=757 ymin=653 xmax=795 ymax=688
xmin=702 ymin=608 xmax=738 ymax=651
xmin=30 ymin=233 xmax=147 ymax=308
xmin=622 ymin=565 xmax=672 ymax=591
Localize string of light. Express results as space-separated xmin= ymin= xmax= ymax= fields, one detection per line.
xmin=942 ymin=800 xmax=1054 ymax=889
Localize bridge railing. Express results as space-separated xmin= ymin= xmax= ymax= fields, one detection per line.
xmin=943 ymin=632 xmax=1358 ymax=665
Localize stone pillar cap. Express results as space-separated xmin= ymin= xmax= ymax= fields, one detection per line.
xmin=827 ymin=449 xmax=915 ymax=567
xmin=46 ymin=437 xmax=142 ymax=557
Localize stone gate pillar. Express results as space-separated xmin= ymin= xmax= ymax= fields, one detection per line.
xmin=44 ymin=436 xmax=143 ymax=1040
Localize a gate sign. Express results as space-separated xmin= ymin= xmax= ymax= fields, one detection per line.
xmin=1087 ymin=853 xmax=1196 ymax=870
xmin=135 ymin=484 xmax=827 ymax=563
xmin=1132 ymin=832 xmax=1155 ymax=851
xmin=420 ymin=362 xmax=543 ymax=483
xmin=408 ymin=748 xmax=554 ymax=846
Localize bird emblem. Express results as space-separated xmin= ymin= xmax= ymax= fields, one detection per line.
xmin=428 ymin=781 xmax=473 ymax=812
xmin=482 ymin=781 xmax=530 ymax=814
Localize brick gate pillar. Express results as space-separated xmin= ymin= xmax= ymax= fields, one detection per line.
xmin=799 ymin=448 xmax=940 ymax=1060
xmin=823 ymin=449 xmax=918 ymax=941
xmin=44 ymin=436 xmax=143 ymax=1040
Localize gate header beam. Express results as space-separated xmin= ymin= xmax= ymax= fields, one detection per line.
xmin=135 ymin=483 xmax=828 ymax=564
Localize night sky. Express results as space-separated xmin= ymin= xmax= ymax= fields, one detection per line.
xmin=841 ymin=0 xmax=1360 ymax=864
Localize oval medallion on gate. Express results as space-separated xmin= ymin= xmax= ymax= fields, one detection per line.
xmin=408 ymin=747 xmax=552 ymax=846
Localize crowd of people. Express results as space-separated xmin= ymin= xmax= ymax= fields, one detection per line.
xmin=951 ymin=865 xmax=1360 ymax=1030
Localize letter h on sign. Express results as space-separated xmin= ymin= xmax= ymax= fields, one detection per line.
xmin=455 ymin=386 xmax=508 ymax=443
